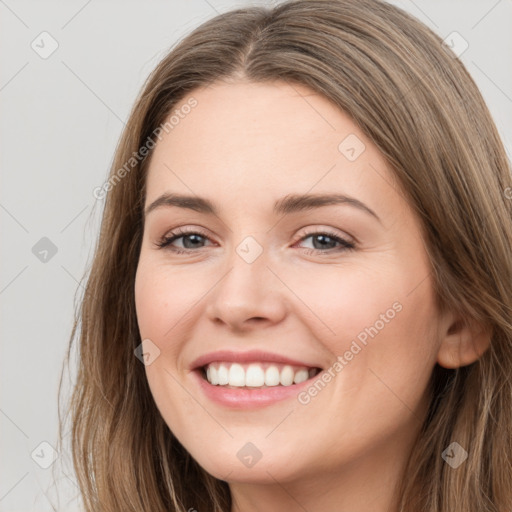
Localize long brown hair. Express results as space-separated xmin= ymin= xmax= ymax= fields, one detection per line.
xmin=57 ymin=0 xmax=512 ymax=510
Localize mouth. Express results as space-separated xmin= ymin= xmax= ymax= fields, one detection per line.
xmin=198 ymin=362 xmax=323 ymax=389
xmin=190 ymin=350 xmax=325 ymax=408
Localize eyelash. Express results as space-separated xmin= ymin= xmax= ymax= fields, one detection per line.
xmin=154 ymin=227 xmax=356 ymax=255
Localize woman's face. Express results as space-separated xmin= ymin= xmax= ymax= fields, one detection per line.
xmin=135 ymin=80 xmax=446 ymax=489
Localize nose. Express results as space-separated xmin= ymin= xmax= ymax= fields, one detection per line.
xmin=205 ymin=243 xmax=288 ymax=332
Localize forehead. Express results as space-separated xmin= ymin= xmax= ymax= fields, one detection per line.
xmin=161 ymin=80 xmax=355 ymax=158
xmin=144 ymin=80 xmax=403 ymax=222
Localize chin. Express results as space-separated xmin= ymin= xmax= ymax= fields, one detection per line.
xmin=183 ymin=439 xmax=312 ymax=485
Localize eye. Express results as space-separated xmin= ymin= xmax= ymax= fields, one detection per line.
xmin=154 ymin=227 xmax=212 ymax=254
xmin=293 ymin=229 xmax=355 ymax=255
xmin=154 ymin=227 xmax=356 ymax=255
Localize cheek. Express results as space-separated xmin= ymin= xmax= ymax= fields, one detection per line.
xmin=292 ymin=260 xmax=439 ymax=409
xmin=368 ymin=287 xmax=440 ymax=388
xmin=327 ymin=275 xmax=440 ymax=428
xmin=275 ymin=262 xmax=404 ymax=349
xmin=134 ymin=258 xmax=205 ymax=339
xmin=134 ymin=260 xmax=201 ymax=438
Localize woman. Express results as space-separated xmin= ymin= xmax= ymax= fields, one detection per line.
xmin=59 ymin=0 xmax=512 ymax=510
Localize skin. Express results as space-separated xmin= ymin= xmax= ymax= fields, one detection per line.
xmin=134 ymin=79 xmax=489 ymax=512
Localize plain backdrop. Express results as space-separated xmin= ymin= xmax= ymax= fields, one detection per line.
xmin=1 ymin=1 xmax=511 ymax=510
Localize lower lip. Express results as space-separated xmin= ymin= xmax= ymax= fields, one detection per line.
xmin=193 ymin=369 xmax=318 ymax=409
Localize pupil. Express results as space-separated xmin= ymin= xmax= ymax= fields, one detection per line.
xmin=184 ymin=234 xmax=203 ymax=249
xmin=181 ymin=234 xmax=337 ymax=250
xmin=314 ymin=234 xmax=335 ymax=250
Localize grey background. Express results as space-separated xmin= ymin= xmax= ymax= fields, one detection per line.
xmin=1 ymin=1 xmax=511 ymax=510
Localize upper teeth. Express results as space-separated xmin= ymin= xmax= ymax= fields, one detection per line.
xmin=204 ymin=362 xmax=317 ymax=388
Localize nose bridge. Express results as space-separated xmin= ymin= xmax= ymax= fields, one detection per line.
xmin=221 ymin=234 xmax=272 ymax=301
xmin=205 ymin=233 xmax=287 ymax=327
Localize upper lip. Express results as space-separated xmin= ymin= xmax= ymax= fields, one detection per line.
xmin=190 ymin=350 xmax=323 ymax=370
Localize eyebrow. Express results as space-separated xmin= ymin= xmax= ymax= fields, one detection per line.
xmin=144 ymin=192 xmax=381 ymax=223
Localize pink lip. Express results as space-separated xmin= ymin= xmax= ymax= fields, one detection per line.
xmin=192 ymin=369 xmax=320 ymax=409
xmin=189 ymin=349 xmax=323 ymax=409
xmin=189 ymin=349 xmax=321 ymax=370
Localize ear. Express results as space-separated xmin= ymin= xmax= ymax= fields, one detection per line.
xmin=436 ymin=311 xmax=492 ymax=369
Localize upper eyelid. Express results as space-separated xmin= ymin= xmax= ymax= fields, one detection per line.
xmin=157 ymin=226 xmax=356 ymax=248
xmin=159 ymin=225 xmax=352 ymax=239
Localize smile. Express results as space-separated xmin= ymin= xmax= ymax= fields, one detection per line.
xmin=202 ymin=362 xmax=322 ymax=388
xmin=190 ymin=349 xmax=325 ymax=408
